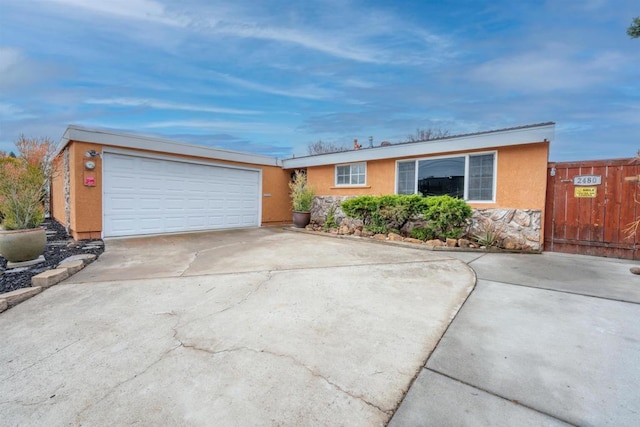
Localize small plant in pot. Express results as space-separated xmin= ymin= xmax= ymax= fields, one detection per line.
xmin=0 ymin=136 xmax=55 ymax=263
xmin=289 ymin=170 xmax=315 ymax=228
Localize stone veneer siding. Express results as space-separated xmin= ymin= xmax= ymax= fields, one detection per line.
xmin=310 ymin=195 xmax=542 ymax=251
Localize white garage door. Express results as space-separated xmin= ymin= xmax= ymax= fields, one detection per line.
xmin=103 ymin=152 xmax=261 ymax=237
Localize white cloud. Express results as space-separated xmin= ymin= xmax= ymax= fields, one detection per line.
xmin=207 ymin=21 xmax=387 ymax=64
xmin=212 ymin=73 xmax=338 ymax=100
xmin=142 ymin=119 xmax=286 ymax=134
xmin=471 ymin=47 xmax=626 ymax=92
xmin=46 ymin=0 xmax=188 ymax=26
xmin=85 ymin=98 xmax=260 ymax=115
xmin=0 ymin=47 xmax=22 ymax=73
xmin=0 ymin=102 xmax=36 ymax=120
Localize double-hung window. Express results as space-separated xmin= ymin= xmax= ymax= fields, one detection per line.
xmin=396 ymin=152 xmax=496 ymax=202
xmin=336 ymin=163 xmax=366 ymax=186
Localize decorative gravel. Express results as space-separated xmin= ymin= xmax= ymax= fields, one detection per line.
xmin=0 ymin=219 xmax=104 ymax=294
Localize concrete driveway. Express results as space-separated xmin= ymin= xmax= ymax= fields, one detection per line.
xmin=391 ymin=251 xmax=640 ymax=426
xmin=0 ymin=228 xmax=475 ymax=426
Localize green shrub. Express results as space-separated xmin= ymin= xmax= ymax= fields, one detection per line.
xmin=341 ymin=194 xmax=423 ymax=233
xmin=323 ymin=204 xmax=339 ymax=231
xmin=411 ymin=227 xmax=435 ymax=241
xmin=420 ymin=195 xmax=472 ymax=239
xmin=341 ymin=194 xmax=472 ymax=240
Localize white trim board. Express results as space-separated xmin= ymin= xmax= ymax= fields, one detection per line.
xmin=57 ymin=125 xmax=281 ymax=167
xmin=282 ymin=123 xmax=554 ymax=169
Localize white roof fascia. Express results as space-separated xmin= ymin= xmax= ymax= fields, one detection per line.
xmin=281 ymin=123 xmax=555 ymax=169
xmin=56 ymin=125 xmax=282 ymax=167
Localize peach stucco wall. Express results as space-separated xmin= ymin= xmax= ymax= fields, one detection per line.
xmin=52 ymin=141 xmax=292 ymax=239
xmin=302 ymin=141 xmax=550 ymax=211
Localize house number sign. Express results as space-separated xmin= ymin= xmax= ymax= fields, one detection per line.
xmin=573 ymin=175 xmax=602 ymax=186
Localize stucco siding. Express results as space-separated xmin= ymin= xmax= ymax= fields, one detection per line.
xmin=301 ymin=142 xmax=549 ymax=212
xmin=54 ymin=141 xmax=292 ymax=239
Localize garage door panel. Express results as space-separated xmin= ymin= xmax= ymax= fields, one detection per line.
xmin=104 ymin=153 xmax=260 ymax=237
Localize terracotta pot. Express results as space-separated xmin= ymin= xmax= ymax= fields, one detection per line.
xmin=0 ymin=227 xmax=46 ymax=262
xmin=292 ymin=211 xmax=311 ymax=228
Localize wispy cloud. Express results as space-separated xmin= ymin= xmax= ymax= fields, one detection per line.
xmin=47 ymin=0 xmax=188 ymax=27
xmin=142 ymin=119 xmax=287 ymax=134
xmin=212 ymin=73 xmax=338 ymax=100
xmin=470 ymin=47 xmax=626 ymax=92
xmin=205 ymin=21 xmax=389 ymax=64
xmin=85 ymin=98 xmax=260 ymax=115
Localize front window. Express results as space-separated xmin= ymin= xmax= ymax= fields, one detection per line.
xmin=397 ymin=161 xmax=416 ymax=194
xmin=336 ymin=163 xmax=366 ymax=186
xmin=417 ymin=157 xmax=465 ymax=198
xmin=468 ymin=154 xmax=494 ymax=201
xmin=396 ymin=153 xmax=495 ymax=202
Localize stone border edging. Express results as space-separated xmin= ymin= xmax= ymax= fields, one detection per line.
xmin=285 ymin=226 xmax=543 ymax=255
xmin=0 ymin=253 xmax=97 ymax=313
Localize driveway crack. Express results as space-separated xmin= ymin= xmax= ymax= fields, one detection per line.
xmin=176 ymin=343 xmax=391 ymax=416
xmin=0 ymin=338 xmax=83 ymax=382
xmin=75 ymin=325 xmax=183 ymax=423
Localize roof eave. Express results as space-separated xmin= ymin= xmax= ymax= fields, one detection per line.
xmin=55 ymin=125 xmax=282 ymax=167
xmin=281 ymin=123 xmax=555 ymax=169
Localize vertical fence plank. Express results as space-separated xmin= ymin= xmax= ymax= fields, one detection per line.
xmin=546 ymin=158 xmax=637 ymax=259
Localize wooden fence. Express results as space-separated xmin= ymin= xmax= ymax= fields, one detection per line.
xmin=545 ymin=158 xmax=639 ymax=260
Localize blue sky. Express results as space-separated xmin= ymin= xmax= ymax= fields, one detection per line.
xmin=0 ymin=0 xmax=638 ymax=160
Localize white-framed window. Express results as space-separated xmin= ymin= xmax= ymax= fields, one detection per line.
xmin=335 ymin=162 xmax=366 ymax=186
xmin=395 ymin=152 xmax=496 ymax=202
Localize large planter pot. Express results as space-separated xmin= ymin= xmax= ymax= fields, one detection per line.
xmin=292 ymin=211 xmax=311 ymax=228
xmin=0 ymin=227 xmax=46 ymax=263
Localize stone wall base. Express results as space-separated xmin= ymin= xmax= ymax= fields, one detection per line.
xmin=470 ymin=209 xmax=542 ymax=251
xmin=310 ymin=196 xmax=542 ymax=251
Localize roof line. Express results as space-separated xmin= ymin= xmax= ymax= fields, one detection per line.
xmin=55 ymin=125 xmax=282 ymax=167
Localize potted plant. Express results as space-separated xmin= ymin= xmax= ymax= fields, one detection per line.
xmin=0 ymin=136 xmax=55 ymax=263
xmin=289 ymin=170 xmax=315 ymax=228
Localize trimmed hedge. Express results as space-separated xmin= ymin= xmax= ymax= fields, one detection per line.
xmin=340 ymin=194 xmax=472 ymax=240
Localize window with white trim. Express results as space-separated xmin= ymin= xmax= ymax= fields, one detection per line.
xmin=396 ymin=152 xmax=495 ymax=202
xmin=336 ymin=163 xmax=366 ymax=186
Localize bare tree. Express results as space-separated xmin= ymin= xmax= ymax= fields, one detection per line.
xmin=307 ymin=140 xmax=348 ymax=155
xmin=406 ymin=128 xmax=450 ymax=142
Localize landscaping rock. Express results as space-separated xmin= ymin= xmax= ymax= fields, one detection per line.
xmin=503 ymin=237 xmax=525 ymax=250
xmin=311 ymin=196 xmax=353 ymax=225
xmin=361 ymin=230 xmax=374 ymax=237
xmin=400 ymin=219 xmax=428 ymax=236
xmin=2 ymin=286 xmax=42 ymax=307
xmin=471 ymin=208 xmax=542 ymax=251
xmin=3 ymin=267 xmax=30 ymax=274
xmin=353 ymin=229 xmax=362 ymax=237
xmin=31 ymin=268 xmax=69 ymax=289
xmin=373 ymin=234 xmax=387 ymax=241
xmin=630 ymin=267 xmax=640 ymax=275
xmin=0 ymin=299 xmax=7 ymax=313
xmin=1 ymin=219 xmax=105 ymax=295
xmin=403 ymin=237 xmax=423 ymax=244
xmin=388 ymin=232 xmax=403 ymax=241
xmin=458 ymin=238 xmax=471 ymax=248
xmin=446 ymin=238 xmax=457 ymax=247
xmin=425 ymin=239 xmax=444 ymax=247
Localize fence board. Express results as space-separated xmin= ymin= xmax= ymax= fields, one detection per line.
xmin=546 ymin=158 xmax=638 ymax=260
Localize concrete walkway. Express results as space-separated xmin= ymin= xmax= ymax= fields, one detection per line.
xmin=390 ymin=251 xmax=640 ymax=426
xmin=0 ymin=228 xmax=475 ymax=426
